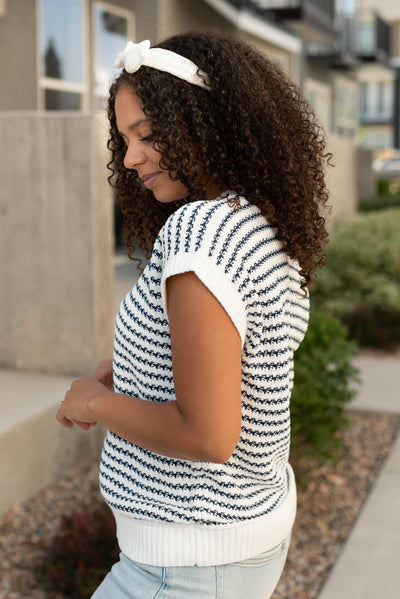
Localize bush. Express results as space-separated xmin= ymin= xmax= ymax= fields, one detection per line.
xmin=359 ymin=180 xmax=400 ymax=212
xmin=377 ymin=178 xmax=396 ymax=195
xmin=312 ymin=209 xmax=400 ymax=349
xmin=359 ymin=193 xmax=400 ymax=213
xmin=36 ymin=503 xmax=119 ymax=598
xmin=291 ymin=308 xmax=359 ymax=462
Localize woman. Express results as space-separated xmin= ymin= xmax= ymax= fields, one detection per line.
xmin=57 ymin=30 xmax=329 ymax=599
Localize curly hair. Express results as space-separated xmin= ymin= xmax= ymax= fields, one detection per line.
xmin=107 ymin=30 xmax=330 ymax=287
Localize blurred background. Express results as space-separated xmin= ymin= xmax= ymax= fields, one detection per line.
xmin=0 ymin=1 xmax=399 ymax=589
xmin=2 ymin=0 xmax=399 ymax=375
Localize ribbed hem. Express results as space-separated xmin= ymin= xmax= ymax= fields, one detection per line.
xmin=161 ymin=250 xmax=247 ymax=347
xmin=112 ymin=465 xmax=296 ymax=567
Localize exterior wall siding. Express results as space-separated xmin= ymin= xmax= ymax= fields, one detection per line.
xmin=0 ymin=0 xmax=38 ymax=110
xmin=0 ymin=113 xmax=114 ymax=376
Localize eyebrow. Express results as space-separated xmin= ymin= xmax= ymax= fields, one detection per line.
xmin=128 ymin=117 xmax=149 ymax=131
xmin=118 ymin=118 xmax=149 ymax=137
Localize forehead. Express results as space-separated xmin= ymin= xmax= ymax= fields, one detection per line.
xmin=115 ymin=86 xmax=147 ymax=130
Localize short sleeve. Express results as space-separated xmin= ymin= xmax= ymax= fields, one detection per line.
xmin=159 ymin=201 xmax=249 ymax=347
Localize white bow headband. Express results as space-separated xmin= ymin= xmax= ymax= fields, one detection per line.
xmin=114 ymin=40 xmax=210 ymax=90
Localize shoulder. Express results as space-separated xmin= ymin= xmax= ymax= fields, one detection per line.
xmin=161 ymin=191 xmax=268 ymax=256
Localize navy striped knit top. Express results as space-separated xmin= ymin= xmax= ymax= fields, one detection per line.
xmin=99 ymin=190 xmax=309 ymax=567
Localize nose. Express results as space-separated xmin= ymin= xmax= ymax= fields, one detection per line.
xmin=124 ymin=142 xmax=145 ymax=170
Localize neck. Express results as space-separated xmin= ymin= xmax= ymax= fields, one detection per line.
xmin=203 ymin=178 xmax=228 ymax=202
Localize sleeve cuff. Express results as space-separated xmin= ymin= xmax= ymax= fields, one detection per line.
xmin=161 ymin=251 xmax=247 ymax=347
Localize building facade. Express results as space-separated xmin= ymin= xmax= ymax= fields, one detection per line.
xmin=0 ymin=0 xmax=306 ymax=113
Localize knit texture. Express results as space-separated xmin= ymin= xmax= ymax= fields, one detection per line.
xmin=99 ymin=191 xmax=309 ymax=565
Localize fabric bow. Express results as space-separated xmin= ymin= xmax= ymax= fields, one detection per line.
xmin=114 ymin=40 xmax=151 ymax=73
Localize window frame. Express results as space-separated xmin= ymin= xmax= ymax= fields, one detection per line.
xmin=92 ymin=1 xmax=135 ymax=110
xmin=37 ymin=0 xmax=89 ymax=111
xmin=334 ymin=77 xmax=358 ymax=134
xmin=360 ymin=81 xmax=368 ymax=117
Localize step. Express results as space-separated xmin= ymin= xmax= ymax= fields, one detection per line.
xmin=0 ymin=369 xmax=105 ymax=516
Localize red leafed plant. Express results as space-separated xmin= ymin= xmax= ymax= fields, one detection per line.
xmin=37 ymin=502 xmax=119 ymax=598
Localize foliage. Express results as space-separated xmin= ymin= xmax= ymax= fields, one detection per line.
xmin=359 ymin=194 xmax=400 ymax=213
xmin=291 ymin=308 xmax=359 ymax=462
xmin=312 ymin=209 xmax=400 ymax=349
xmin=359 ymin=179 xmax=400 ymax=212
xmin=377 ymin=178 xmax=397 ymax=195
xmin=36 ymin=503 xmax=118 ymax=598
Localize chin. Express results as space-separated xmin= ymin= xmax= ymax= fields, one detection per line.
xmin=153 ymin=191 xmax=189 ymax=204
xmin=153 ymin=196 xmax=177 ymax=204
xmin=152 ymin=177 xmax=189 ymax=204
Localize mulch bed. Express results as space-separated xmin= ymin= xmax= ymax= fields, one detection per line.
xmin=0 ymin=410 xmax=399 ymax=599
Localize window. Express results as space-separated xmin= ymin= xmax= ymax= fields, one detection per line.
xmin=39 ymin=0 xmax=87 ymax=110
xmin=377 ymin=81 xmax=384 ymax=114
xmin=304 ymin=79 xmax=331 ymax=133
xmin=93 ymin=3 xmax=133 ymax=110
xmin=335 ymin=78 xmax=358 ymax=138
xmin=360 ymin=82 xmax=368 ymax=117
xmin=382 ymin=81 xmax=393 ymax=119
xmin=361 ymin=130 xmax=392 ymax=149
xmin=358 ymin=22 xmax=375 ymax=54
xmin=336 ymin=0 xmax=356 ymax=15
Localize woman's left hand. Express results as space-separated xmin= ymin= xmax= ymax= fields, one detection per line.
xmin=56 ymin=376 xmax=110 ymax=430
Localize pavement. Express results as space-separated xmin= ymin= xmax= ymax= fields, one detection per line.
xmin=317 ymin=353 xmax=400 ymax=599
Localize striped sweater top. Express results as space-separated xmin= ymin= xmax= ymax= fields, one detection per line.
xmin=99 ymin=190 xmax=309 ymax=567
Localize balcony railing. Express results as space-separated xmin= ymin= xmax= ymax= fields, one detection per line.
xmin=338 ymin=13 xmax=391 ymax=60
xmin=252 ymin=0 xmax=334 ymax=19
xmin=308 ymin=11 xmax=392 ymax=64
xmin=248 ymin=0 xmax=336 ymax=41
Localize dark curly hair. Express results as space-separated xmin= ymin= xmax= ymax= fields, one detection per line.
xmin=107 ymin=30 xmax=330 ymax=287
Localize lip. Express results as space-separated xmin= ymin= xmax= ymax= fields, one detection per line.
xmin=141 ymin=172 xmax=161 ymax=188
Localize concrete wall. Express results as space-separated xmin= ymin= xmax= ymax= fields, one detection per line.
xmin=0 ymin=0 xmax=38 ymax=110
xmin=325 ymin=136 xmax=358 ymax=233
xmin=0 ymin=113 xmax=114 ymax=377
xmin=0 ymin=369 xmax=106 ymax=516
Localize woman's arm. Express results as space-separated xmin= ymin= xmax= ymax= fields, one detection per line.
xmin=56 ymin=272 xmax=242 ymax=463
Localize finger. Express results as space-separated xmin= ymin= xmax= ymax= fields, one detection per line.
xmin=58 ymin=416 xmax=74 ymax=428
xmin=93 ymin=359 xmax=113 ymax=383
xmin=72 ymin=419 xmax=97 ymax=430
xmin=70 ymin=377 xmax=85 ymax=389
xmin=73 ymin=420 xmax=91 ymax=431
xmin=56 ymin=406 xmax=73 ymax=426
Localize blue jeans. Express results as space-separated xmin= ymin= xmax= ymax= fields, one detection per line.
xmin=91 ymin=536 xmax=289 ymax=599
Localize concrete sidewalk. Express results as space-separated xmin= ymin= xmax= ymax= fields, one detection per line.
xmin=317 ymin=354 xmax=400 ymax=599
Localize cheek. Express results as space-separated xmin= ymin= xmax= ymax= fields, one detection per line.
xmin=158 ymin=174 xmax=189 ymax=202
xmin=148 ymin=146 xmax=162 ymax=165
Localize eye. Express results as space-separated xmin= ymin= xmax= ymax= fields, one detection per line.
xmin=140 ymin=134 xmax=154 ymax=143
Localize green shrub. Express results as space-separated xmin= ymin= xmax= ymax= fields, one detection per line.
xmin=359 ymin=179 xmax=400 ymax=213
xmin=377 ymin=178 xmax=391 ymax=194
xmin=36 ymin=503 xmax=119 ymax=598
xmin=291 ymin=308 xmax=359 ymax=462
xmin=359 ymin=193 xmax=400 ymax=213
xmin=312 ymin=209 xmax=400 ymax=349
